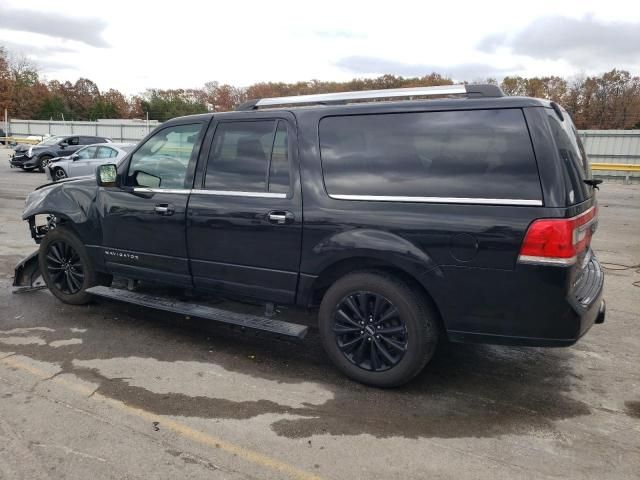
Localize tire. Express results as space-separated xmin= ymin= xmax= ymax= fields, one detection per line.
xmin=38 ymin=155 xmax=53 ymax=172
xmin=319 ymin=271 xmax=439 ymax=388
xmin=38 ymin=227 xmax=100 ymax=305
xmin=53 ymin=167 xmax=67 ymax=181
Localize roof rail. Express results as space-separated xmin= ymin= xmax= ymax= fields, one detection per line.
xmin=235 ymin=84 xmax=503 ymax=110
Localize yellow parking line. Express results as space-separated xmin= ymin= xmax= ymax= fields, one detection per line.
xmin=1 ymin=355 xmax=323 ymax=480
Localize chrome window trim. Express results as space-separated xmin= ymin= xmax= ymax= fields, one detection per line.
xmin=133 ymin=187 xmax=287 ymax=199
xmin=329 ymin=194 xmax=543 ymax=206
xmin=133 ymin=188 xmax=190 ymax=194
xmin=191 ymin=189 xmax=287 ymax=198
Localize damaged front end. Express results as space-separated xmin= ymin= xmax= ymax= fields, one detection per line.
xmin=13 ymin=250 xmax=45 ymax=293
xmin=13 ymin=215 xmax=58 ymax=292
xmin=14 ymin=177 xmax=96 ymax=293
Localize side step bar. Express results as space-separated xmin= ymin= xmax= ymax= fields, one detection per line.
xmin=86 ymin=286 xmax=308 ymax=339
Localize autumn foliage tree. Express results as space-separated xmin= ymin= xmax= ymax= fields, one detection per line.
xmin=1 ymin=43 xmax=639 ymax=128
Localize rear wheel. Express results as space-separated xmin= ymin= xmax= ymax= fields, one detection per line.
xmin=39 ymin=227 xmax=102 ymax=305
xmin=318 ymin=271 xmax=439 ymax=387
xmin=38 ymin=155 xmax=53 ymax=172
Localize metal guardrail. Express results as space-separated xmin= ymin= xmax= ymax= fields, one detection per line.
xmin=591 ymin=163 xmax=640 ymax=172
xmin=1 ymin=136 xmax=42 ymax=145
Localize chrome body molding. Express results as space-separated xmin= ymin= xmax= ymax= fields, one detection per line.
xmin=133 ymin=188 xmax=190 ymax=194
xmin=132 ymin=187 xmax=286 ymax=199
xmin=329 ymin=194 xmax=543 ymax=206
xmin=517 ymin=255 xmax=577 ymax=266
xmin=191 ymin=189 xmax=287 ymax=198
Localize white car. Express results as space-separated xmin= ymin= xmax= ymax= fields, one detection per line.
xmin=46 ymin=143 xmax=134 ymax=181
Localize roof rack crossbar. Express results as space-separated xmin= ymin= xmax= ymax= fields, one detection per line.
xmin=235 ymin=84 xmax=503 ymax=110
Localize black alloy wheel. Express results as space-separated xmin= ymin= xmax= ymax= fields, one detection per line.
xmin=333 ymin=291 xmax=408 ymax=372
xmin=45 ymin=240 xmax=85 ymax=294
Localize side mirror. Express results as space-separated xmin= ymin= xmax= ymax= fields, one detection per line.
xmin=59 ymin=143 xmax=67 ymax=149
xmin=70 ymin=153 xmax=79 ymax=161
xmin=96 ymin=164 xmax=118 ymax=187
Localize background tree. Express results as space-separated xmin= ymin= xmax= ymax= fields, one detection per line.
xmin=1 ymin=43 xmax=639 ymax=129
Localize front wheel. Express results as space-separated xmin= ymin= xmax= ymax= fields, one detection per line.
xmin=38 ymin=227 xmax=98 ymax=305
xmin=53 ymin=167 xmax=67 ymax=180
xmin=38 ymin=155 xmax=53 ymax=172
xmin=318 ymin=271 xmax=439 ymax=387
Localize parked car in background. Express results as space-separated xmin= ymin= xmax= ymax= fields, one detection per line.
xmin=0 ymin=128 xmax=7 ymax=145
xmin=9 ymin=135 xmax=112 ymax=172
xmin=46 ymin=143 xmax=135 ymax=181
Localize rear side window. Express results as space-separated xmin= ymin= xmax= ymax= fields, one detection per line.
xmin=205 ymin=120 xmax=291 ymax=193
xmin=546 ymin=110 xmax=592 ymax=204
xmin=320 ymin=109 xmax=542 ymax=202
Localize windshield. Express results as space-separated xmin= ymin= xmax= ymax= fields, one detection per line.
xmin=39 ymin=136 xmax=64 ymax=146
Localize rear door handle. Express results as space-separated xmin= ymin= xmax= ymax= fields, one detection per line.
xmin=268 ymin=211 xmax=294 ymax=225
xmin=154 ymin=203 xmax=175 ymax=216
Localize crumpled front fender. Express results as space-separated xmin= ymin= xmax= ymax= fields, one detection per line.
xmin=22 ymin=181 xmax=95 ymax=223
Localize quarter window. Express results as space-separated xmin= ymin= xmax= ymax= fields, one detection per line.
xmin=204 ymin=120 xmax=291 ymax=194
xmin=128 ymin=123 xmax=202 ymax=189
xmin=319 ymin=109 xmax=542 ymax=201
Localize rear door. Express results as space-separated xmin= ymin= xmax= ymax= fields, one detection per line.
xmin=187 ymin=112 xmax=302 ymax=303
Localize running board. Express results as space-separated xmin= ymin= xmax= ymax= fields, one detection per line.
xmin=86 ymin=286 xmax=308 ymax=339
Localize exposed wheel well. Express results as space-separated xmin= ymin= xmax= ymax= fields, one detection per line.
xmin=309 ymin=257 xmax=446 ymax=334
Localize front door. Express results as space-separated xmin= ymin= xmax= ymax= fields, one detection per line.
xmin=67 ymin=146 xmax=98 ymax=177
xmin=57 ymin=136 xmax=80 ymax=156
xmin=98 ymin=122 xmax=206 ymax=286
xmin=187 ymin=114 xmax=302 ymax=303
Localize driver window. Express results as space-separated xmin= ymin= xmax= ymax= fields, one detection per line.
xmin=127 ymin=123 xmax=202 ymax=189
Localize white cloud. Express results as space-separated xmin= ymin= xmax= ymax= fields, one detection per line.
xmin=0 ymin=0 xmax=639 ymax=95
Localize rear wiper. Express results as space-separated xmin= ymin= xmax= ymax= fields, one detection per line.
xmin=583 ymin=179 xmax=603 ymax=190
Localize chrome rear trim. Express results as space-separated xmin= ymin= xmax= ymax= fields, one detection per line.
xmin=329 ymin=194 xmax=543 ymax=206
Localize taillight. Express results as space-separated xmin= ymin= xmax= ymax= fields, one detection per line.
xmin=518 ymin=206 xmax=597 ymax=266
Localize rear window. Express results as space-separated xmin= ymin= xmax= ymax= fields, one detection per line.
xmin=319 ymin=109 xmax=542 ymax=202
xmin=546 ymin=110 xmax=593 ymax=204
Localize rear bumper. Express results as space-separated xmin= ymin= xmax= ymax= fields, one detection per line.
xmin=441 ymin=253 xmax=605 ymax=347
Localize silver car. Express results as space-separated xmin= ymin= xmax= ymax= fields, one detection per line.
xmin=46 ymin=143 xmax=134 ymax=181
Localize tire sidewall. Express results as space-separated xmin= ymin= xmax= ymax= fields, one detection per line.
xmin=38 ymin=227 xmax=95 ymax=304
xmin=54 ymin=167 xmax=67 ymax=180
xmin=38 ymin=155 xmax=52 ymax=172
xmin=319 ymin=272 xmax=437 ymax=387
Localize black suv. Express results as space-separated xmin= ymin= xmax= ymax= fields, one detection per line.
xmin=10 ymin=135 xmax=112 ymax=171
xmin=18 ymin=84 xmax=605 ymax=387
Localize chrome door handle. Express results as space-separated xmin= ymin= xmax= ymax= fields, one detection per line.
xmin=268 ymin=213 xmax=287 ymax=224
xmin=268 ymin=211 xmax=294 ymax=225
xmin=154 ymin=204 xmax=175 ymax=215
